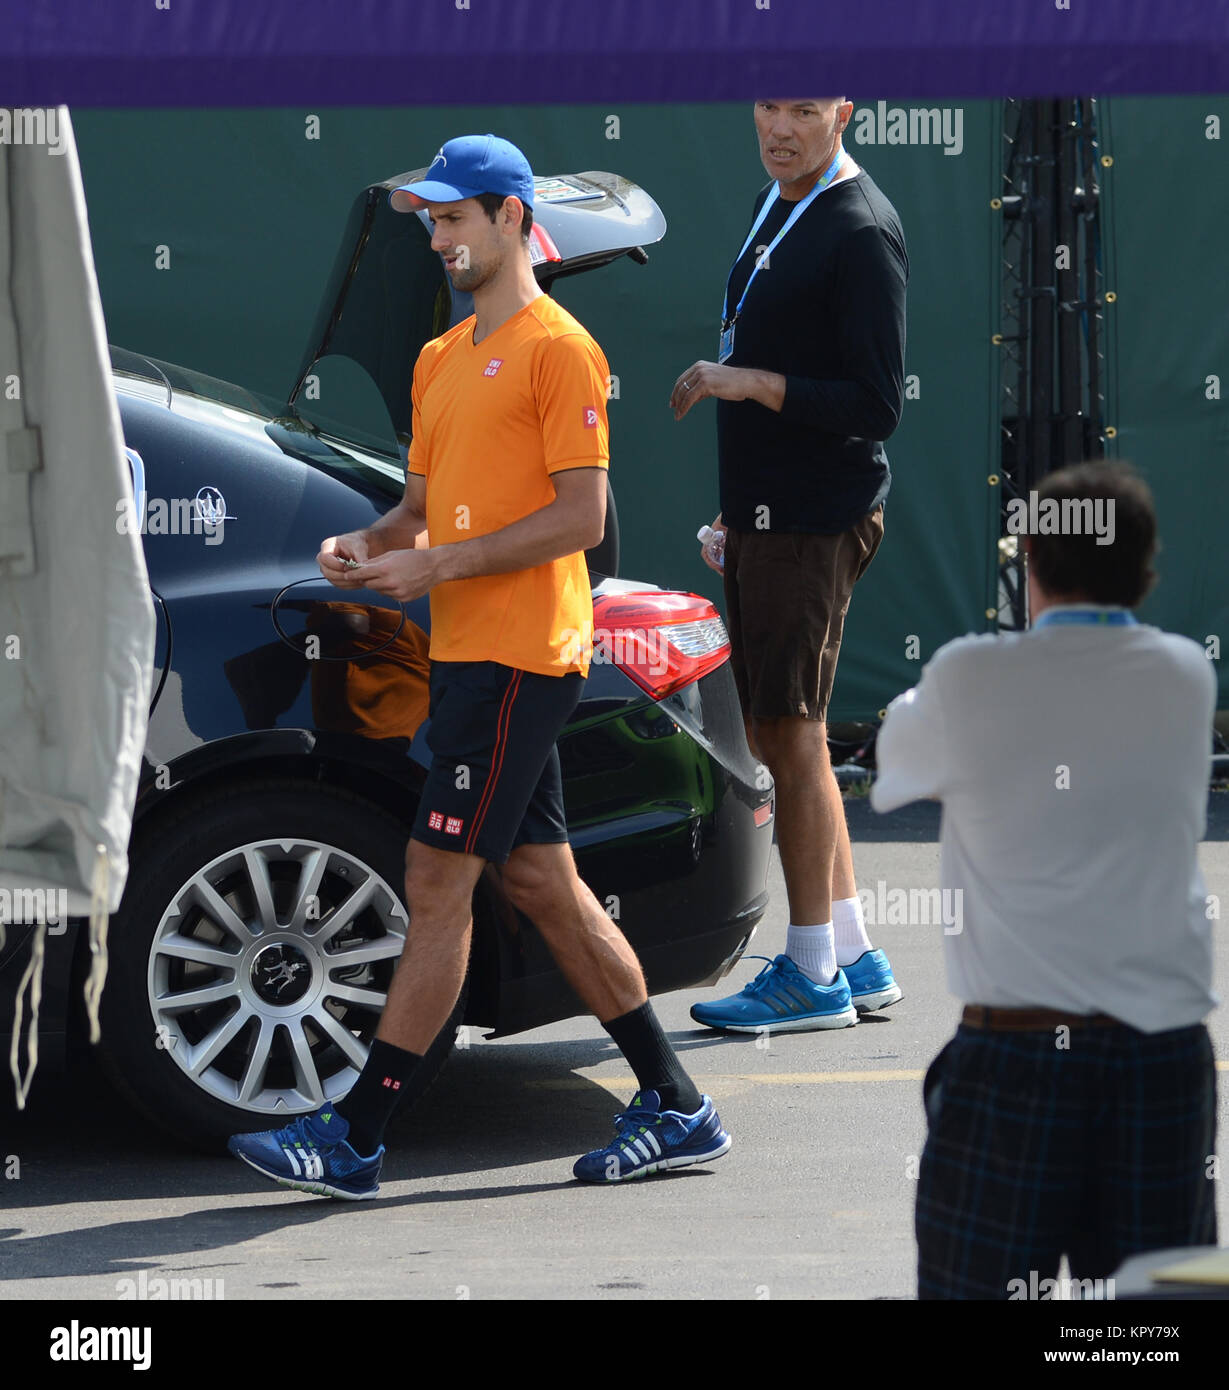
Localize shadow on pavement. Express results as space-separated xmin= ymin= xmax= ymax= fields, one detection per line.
xmin=0 ymin=1029 xmax=736 ymax=1214
xmin=0 ymin=1034 xmax=729 ymax=1285
xmin=0 ymin=1165 xmax=719 ymax=1287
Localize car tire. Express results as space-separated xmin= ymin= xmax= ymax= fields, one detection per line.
xmin=89 ymin=777 xmax=466 ymax=1152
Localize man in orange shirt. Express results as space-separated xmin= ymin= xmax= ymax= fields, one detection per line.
xmin=228 ymin=135 xmax=727 ymax=1197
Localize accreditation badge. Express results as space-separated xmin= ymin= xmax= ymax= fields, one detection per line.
xmin=718 ymin=320 xmax=735 ymax=364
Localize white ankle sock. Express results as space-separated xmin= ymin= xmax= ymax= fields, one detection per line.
xmin=832 ymin=894 xmax=873 ymax=967
xmin=785 ymin=922 xmax=837 ymax=985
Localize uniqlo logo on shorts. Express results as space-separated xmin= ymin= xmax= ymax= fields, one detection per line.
xmin=483 ymin=358 xmax=504 ymax=377
xmin=445 ymin=816 xmax=464 ymax=836
xmin=582 ymin=406 xmax=599 ymax=428
xmin=427 ymin=810 xmax=444 ymax=830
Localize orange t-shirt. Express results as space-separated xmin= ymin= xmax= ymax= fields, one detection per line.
xmin=407 ymin=295 xmax=610 ymax=677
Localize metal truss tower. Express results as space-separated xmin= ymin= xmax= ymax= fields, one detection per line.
xmin=994 ymin=98 xmax=1111 ymax=630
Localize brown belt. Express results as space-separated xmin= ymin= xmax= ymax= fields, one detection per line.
xmin=961 ymin=1004 xmax=1121 ymax=1031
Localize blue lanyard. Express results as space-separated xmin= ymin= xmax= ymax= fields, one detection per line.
xmin=722 ymin=149 xmax=846 ymax=327
xmin=1032 ymin=607 xmax=1137 ymax=629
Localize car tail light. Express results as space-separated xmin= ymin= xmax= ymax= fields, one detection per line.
xmin=528 ymin=223 xmax=563 ymax=266
xmin=590 ymin=591 xmax=730 ymax=699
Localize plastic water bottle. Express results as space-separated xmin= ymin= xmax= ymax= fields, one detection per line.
xmin=697 ymin=524 xmax=726 ymax=568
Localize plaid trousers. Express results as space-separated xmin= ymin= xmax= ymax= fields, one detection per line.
xmin=916 ymin=1021 xmax=1217 ymax=1299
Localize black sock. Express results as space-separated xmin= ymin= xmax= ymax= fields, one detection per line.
xmin=602 ymin=1002 xmax=703 ymax=1114
xmin=335 ymin=1039 xmax=422 ymax=1155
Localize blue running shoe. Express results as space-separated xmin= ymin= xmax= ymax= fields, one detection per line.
xmin=573 ymin=1090 xmax=731 ymax=1182
xmin=689 ymin=954 xmax=858 ymax=1033
xmin=842 ymin=948 xmax=904 ymax=1013
xmin=228 ymin=1107 xmax=383 ymax=1200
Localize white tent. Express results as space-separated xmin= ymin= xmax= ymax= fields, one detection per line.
xmin=0 ymin=106 xmax=154 ymax=1100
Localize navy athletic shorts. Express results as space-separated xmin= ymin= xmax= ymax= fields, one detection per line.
xmin=410 ymin=660 xmax=585 ymax=864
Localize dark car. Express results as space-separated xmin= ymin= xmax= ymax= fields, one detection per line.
xmin=2 ymin=169 xmax=772 ymax=1148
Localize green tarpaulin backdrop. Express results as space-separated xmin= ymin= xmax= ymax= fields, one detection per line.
xmin=72 ymin=98 xmax=1226 ymax=719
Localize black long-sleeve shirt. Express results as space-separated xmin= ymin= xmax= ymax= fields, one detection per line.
xmin=716 ymin=169 xmax=908 ymax=534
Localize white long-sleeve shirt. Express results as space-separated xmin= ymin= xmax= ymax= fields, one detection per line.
xmin=870 ymin=606 xmax=1218 ymax=1032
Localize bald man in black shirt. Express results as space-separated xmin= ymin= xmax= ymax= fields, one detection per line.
xmin=673 ymin=97 xmax=909 ymax=1034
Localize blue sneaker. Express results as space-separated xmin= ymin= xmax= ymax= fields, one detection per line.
xmin=573 ymin=1090 xmax=731 ymax=1182
xmin=842 ymin=948 xmax=903 ymax=1013
xmin=227 ymin=1107 xmax=383 ymax=1200
xmin=689 ymin=954 xmax=858 ymax=1032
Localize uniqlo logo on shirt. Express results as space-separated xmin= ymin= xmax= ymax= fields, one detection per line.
xmin=427 ymin=810 xmax=444 ymax=830
xmin=381 ymin=1077 xmax=401 ymax=1091
xmin=483 ymin=358 xmax=504 ymax=377
xmin=582 ymin=406 xmax=599 ymax=428
xmin=445 ymin=816 xmax=464 ymax=836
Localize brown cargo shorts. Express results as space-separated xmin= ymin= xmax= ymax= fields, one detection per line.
xmin=722 ymin=505 xmax=884 ymax=722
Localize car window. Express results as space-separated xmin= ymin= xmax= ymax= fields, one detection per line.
xmin=292 ymin=353 xmax=403 ymax=460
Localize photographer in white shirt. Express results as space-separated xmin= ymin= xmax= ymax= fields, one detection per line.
xmin=873 ymin=461 xmax=1218 ymax=1299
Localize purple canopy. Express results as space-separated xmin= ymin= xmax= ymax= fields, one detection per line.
xmin=5 ymin=0 xmax=1228 ymax=105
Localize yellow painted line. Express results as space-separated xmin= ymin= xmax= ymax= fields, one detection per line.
xmin=529 ymin=1059 xmax=1229 ymax=1096
xmin=735 ymin=1069 xmax=926 ymax=1083
xmin=528 ymin=1070 xmax=925 ymax=1092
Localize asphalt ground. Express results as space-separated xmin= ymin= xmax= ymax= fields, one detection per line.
xmin=1 ymin=794 xmax=1227 ymax=1304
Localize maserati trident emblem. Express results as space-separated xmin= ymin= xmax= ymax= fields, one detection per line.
xmin=266 ymin=961 xmax=300 ymax=995
xmin=194 ymin=486 xmax=230 ymax=526
xmin=252 ymin=943 xmax=311 ymax=1004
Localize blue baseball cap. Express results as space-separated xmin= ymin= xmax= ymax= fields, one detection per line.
xmin=389 ymin=134 xmax=535 ymax=213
